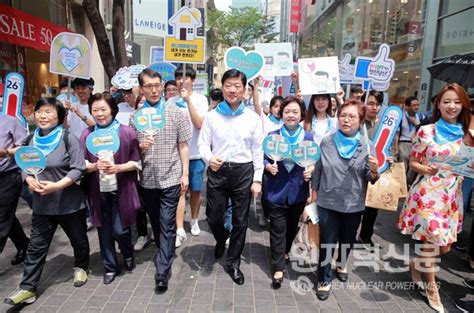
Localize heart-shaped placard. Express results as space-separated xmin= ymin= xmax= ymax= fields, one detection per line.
xmin=58 ymin=47 xmax=82 ymax=73
xmin=224 ymin=47 xmax=264 ymax=81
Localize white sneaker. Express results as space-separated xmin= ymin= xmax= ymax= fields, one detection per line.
xmin=134 ymin=236 xmax=149 ymax=252
xmin=225 ymin=237 xmax=230 ymax=247
xmin=190 ymin=219 xmax=201 ymax=236
xmin=175 ymin=229 xmax=187 ymax=248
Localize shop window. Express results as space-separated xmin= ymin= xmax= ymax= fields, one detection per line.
xmin=436 ymin=8 xmax=474 ymax=58
xmin=441 ymin=0 xmax=473 ymax=16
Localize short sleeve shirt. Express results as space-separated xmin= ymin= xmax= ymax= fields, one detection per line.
xmin=0 ymin=114 xmax=27 ymax=172
xmin=135 ymin=105 xmax=192 ymax=189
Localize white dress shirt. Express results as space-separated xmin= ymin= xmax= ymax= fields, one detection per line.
xmin=198 ymin=107 xmax=264 ymax=182
xmin=116 ymin=102 xmax=135 ymax=125
xmin=68 ymin=102 xmax=93 ymax=139
xmin=167 ymin=93 xmax=209 ymax=160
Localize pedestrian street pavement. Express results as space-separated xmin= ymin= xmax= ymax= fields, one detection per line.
xmin=0 ymin=197 xmax=473 ymax=313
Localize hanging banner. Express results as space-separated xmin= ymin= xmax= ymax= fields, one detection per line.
xmin=224 ymin=47 xmax=264 ymax=81
xmin=49 ymin=32 xmax=92 ymax=79
xmin=354 ymin=44 xmax=395 ymax=92
xmin=289 ymin=0 xmax=301 ymax=33
xmin=2 ymin=72 xmax=26 ymax=127
xmin=133 ymin=0 xmax=169 ymax=37
xmin=0 ymin=4 xmax=69 ymax=52
xmin=372 ymin=106 xmax=403 ymax=173
xmin=298 ymin=56 xmax=340 ymax=95
xmin=164 ymin=6 xmax=206 ymax=64
xmin=255 ymin=43 xmax=293 ymax=77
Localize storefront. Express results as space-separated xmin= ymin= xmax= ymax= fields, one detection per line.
xmin=300 ymin=0 xmax=427 ymax=107
xmin=0 ymin=0 xmax=69 ymax=110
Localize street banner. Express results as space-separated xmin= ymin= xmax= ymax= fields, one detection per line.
xmin=15 ymin=146 xmax=46 ymax=181
xmin=354 ymin=43 xmax=395 ymax=92
xmin=164 ymin=6 xmax=206 ymax=64
xmin=134 ymin=107 xmax=165 ymax=136
xmin=291 ymin=140 xmax=321 ymax=167
xmin=255 ymin=42 xmax=293 ymax=77
xmin=289 ymin=0 xmax=301 ymax=33
xmin=147 ymin=62 xmax=177 ymax=82
xmin=85 ymin=129 xmax=120 ymax=156
xmin=298 ymin=56 xmax=340 ymax=95
xmin=49 ymin=32 xmax=92 ymax=79
xmin=429 ymin=145 xmax=474 ymax=179
xmin=2 ymin=72 xmax=27 ymax=127
xmin=263 ymin=134 xmax=291 ymax=163
xmin=371 ymin=106 xmax=403 ymax=173
xmin=224 ymin=47 xmax=264 ymax=81
xmin=111 ymin=65 xmax=146 ymax=90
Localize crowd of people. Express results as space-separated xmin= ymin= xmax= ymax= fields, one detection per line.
xmin=0 ymin=67 xmax=472 ymax=313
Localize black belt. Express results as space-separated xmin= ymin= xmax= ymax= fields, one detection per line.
xmin=399 ymin=140 xmax=411 ymax=143
xmin=221 ymin=161 xmax=252 ymax=168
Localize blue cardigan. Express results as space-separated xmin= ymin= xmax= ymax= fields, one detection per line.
xmin=262 ymin=129 xmax=313 ymax=206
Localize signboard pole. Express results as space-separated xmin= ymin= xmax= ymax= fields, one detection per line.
xmin=346 ymin=84 xmax=351 ymax=101
xmin=364 ymin=81 xmax=371 ymax=106
xmin=67 ymin=77 xmax=72 ymax=102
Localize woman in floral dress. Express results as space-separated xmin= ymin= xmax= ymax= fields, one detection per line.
xmin=398 ymin=83 xmax=472 ymax=313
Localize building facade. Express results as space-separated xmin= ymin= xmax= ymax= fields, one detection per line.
xmin=299 ymin=0 xmax=473 ymax=110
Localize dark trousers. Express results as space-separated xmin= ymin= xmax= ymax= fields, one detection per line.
xmin=268 ymin=201 xmax=305 ymax=272
xmin=98 ymin=192 xmax=133 ymax=273
xmin=140 ymin=184 xmax=180 ymax=277
xmin=206 ymin=162 xmax=253 ymax=270
xmin=20 ymin=209 xmax=90 ymax=292
xmin=318 ymin=207 xmax=362 ymax=284
xmin=470 ymin=219 xmax=474 ymax=260
xmin=359 ymin=207 xmax=379 ymax=241
xmin=136 ymin=208 xmax=148 ymax=237
xmin=0 ymin=170 xmax=29 ymax=253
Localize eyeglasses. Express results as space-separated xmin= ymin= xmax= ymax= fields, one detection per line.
xmin=142 ymin=84 xmax=162 ymax=91
xmin=339 ymin=114 xmax=359 ymax=121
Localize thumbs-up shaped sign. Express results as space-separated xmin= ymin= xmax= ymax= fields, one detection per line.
xmin=367 ymin=44 xmax=395 ymax=83
xmin=338 ymin=53 xmax=354 ymax=83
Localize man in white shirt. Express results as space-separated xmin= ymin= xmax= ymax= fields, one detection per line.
xmin=64 ymin=77 xmax=95 ymax=138
xmin=167 ymin=67 xmax=209 ymax=247
xmin=198 ymin=69 xmax=264 ymax=285
xmin=116 ymin=87 xmax=138 ymax=125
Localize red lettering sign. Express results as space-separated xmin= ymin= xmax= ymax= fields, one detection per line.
xmin=0 ymin=4 xmax=69 ymax=52
xmin=290 ymin=0 xmax=301 ymax=33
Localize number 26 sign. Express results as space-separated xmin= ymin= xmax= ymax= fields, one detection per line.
xmin=372 ymin=106 xmax=402 ymax=173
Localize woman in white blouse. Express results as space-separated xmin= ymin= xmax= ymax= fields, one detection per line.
xmin=304 ymin=94 xmax=338 ymax=145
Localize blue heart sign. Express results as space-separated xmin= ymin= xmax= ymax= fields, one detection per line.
xmin=263 ymin=134 xmax=291 ymax=162
xmin=225 ymin=47 xmax=264 ymax=81
xmin=291 ymin=140 xmax=321 ymax=168
xmin=14 ymin=146 xmax=47 ymax=175
xmin=86 ymin=129 xmax=120 ymax=156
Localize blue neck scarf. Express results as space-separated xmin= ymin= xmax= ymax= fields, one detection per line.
xmin=268 ymin=114 xmax=281 ymax=125
xmin=175 ymin=97 xmax=187 ymax=108
xmin=434 ymin=118 xmax=463 ymax=144
xmin=333 ymin=130 xmax=361 ymax=159
xmin=312 ymin=114 xmax=332 ymax=134
xmin=143 ymin=98 xmax=165 ymax=112
xmin=215 ymin=101 xmax=245 ymax=116
xmin=33 ymin=125 xmax=64 ymax=156
xmin=280 ymin=124 xmax=305 ymax=146
xmin=95 ymin=118 xmax=120 ymax=134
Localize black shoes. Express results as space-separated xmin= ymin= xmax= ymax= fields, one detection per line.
xmin=336 ymin=268 xmax=348 ymax=282
xmin=103 ymin=272 xmax=117 ymax=285
xmin=271 ymin=272 xmax=284 ymax=289
xmin=124 ymin=257 xmax=136 ymax=271
xmin=227 ymin=267 xmax=244 ymax=285
xmin=155 ymin=274 xmax=168 ymax=293
xmin=11 ymin=247 xmax=27 ymax=266
xmin=214 ymin=241 xmax=226 ymax=259
xmin=316 ymin=284 xmax=331 ymax=301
